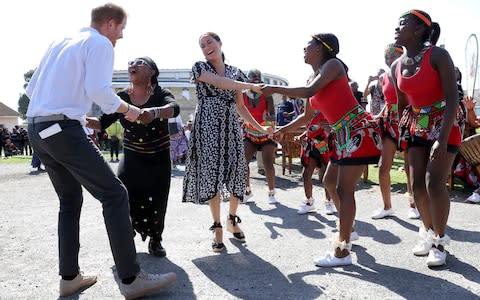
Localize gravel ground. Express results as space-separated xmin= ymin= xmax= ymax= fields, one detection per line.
xmin=0 ymin=160 xmax=479 ymax=300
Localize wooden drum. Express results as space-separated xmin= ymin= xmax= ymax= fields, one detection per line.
xmin=460 ymin=133 xmax=480 ymax=166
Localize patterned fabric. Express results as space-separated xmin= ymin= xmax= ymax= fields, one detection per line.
xmin=399 ymin=99 xmax=463 ymax=148
xmin=300 ymin=111 xmax=330 ymax=167
xmin=369 ymin=82 xmax=385 ymax=115
xmin=379 ymin=103 xmax=400 ymax=142
xmin=329 ymin=105 xmax=382 ymax=165
xmin=182 ymin=61 xmax=248 ymax=203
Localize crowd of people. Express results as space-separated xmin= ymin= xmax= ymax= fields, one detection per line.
xmin=19 ymin=2 xmax=478 ymax=299
xmin=0 ymin=126 xmax=31 ymax=157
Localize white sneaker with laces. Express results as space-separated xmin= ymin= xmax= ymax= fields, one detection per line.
xmin=412 ymin=228 xmax=434 ymax=256
xmin=297 ymin=199 xmax=316 ymax=214
xmin=371 ymin=208 xmax=395 ymax=219
xmin=466 ymin=192 xmax=480 ymax=203
xmin=407 ymin=207 xmax=420 ymax=219
xmin=268 ymin=190 xmax=278 ymax=204
xmin=59 ymin=272 xmax=97 ymax=297
xmin=120 ymin=271 xmax=177 ymax=300
xmin=325 ymin=201 xmax=337 ymax=215
xmin=314 ymin=251 xmax=352 ymax=267
xmin=426 ymin=247 xmax=447 ymax=266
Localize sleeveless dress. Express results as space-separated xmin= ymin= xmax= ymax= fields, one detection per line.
xmin=182 ymin=61 xmax=248 ymax=203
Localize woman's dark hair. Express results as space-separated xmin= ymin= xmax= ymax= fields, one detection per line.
xmin=136 ymin=56 xmax=159 ymax=86
xmin=312 ymin=33 xmax=349 ymax=79
xmin=405 ymin=10 xmax=441 ymax=45
xmin=91 ymin=3 xmax=126 ymax=25
xmin=200 ymin=32 xmax=226 ymax=62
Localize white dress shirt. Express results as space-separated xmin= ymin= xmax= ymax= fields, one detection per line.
xmin=26 ymin=27 xmax=121 ymax=126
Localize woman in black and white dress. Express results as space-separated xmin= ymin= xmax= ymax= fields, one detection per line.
xmin=182 ymin=32 xmax=270 ymax=252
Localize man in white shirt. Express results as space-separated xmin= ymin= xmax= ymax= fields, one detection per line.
xmin=26 ymin=3 xmax=176 ymax=299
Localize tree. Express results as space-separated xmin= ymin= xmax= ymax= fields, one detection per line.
xmin=17 ymin=69 xmax=35 ymax=119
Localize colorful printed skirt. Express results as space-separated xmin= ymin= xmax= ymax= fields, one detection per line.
xmin=399 ymin=100 xmax=464 ymax=152
xmin=243 ymin=123 xmax=276 ymax=147
xmin=329 ymin=105 xmax=382 ymax=165
xmin=300 ymin=132 xmax=330 ymax=167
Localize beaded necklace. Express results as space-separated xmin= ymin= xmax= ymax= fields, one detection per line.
xmin=403 ymin=45 xmax=429 ymax=66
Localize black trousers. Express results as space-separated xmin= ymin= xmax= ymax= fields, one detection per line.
xmin=28 ymin=119 xmax=140 ymax=279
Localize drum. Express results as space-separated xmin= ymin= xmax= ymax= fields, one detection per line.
xmin=460 ymin=133 xmax=480 ymax=166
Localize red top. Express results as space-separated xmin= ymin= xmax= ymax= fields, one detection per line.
xmin=309 ymin=75 xmax=358 ymax=124
xmin=243 ymin=93 xmax=267 ymax=123
xmin=396 ymin=47 xmax=444 ymax=107
xmin=381 ymin=73 xmax=397 ymax=105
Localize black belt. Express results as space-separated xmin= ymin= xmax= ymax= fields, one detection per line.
xmin=28 ymin=114 xmax=70 ymax=124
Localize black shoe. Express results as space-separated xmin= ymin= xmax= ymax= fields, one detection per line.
xmin=148 ymin=239 xmax=167 ymax=257
xmin=209 ymin=222 xmax=225 ymax=252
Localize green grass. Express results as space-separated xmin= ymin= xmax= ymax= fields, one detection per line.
xmin=366 ymin=156 xmax=408 ymax=186
xmin=0 ymin=151 xmax=119 ymax=164
xmin=0 ymin=155 xmax=33 ymax=164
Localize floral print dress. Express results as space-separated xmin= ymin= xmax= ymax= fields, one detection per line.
xmin=182 ymin=61 xmax=248 ymax=203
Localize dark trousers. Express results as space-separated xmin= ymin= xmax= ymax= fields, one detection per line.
xmin=28 ymin=119 xmax=139 ymax=279
xmin=110 ymin=139 xmax=120 ymax=159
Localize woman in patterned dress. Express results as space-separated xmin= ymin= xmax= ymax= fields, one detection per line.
xmin=88 ymin=56 xmax=179 ymax=257
xmin=182 ymin=32 xmax=270 ymax=252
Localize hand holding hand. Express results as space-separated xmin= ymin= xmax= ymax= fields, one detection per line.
xmin=138 ymin=108 xmax=155 ymax=124
xmin=260 ymin=85 xmax=274 ymax=97
xmin=250 ymin=83 xmax=262 ymax=94
xmin=273 ymin=129 xmax=284 ymax=142
xmin=124 ymin=105 xmax=141 ymax=122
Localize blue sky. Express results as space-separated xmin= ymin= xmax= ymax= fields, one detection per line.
xmin=1 ymin=0 xmax=479 ymax=111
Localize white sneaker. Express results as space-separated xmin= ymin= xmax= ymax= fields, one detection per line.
xmin=412 ymin=228 xmax=433 ymax=256
xmin=426 ymin=247 xmax=447 ymax=266
xmin=59 ymin=272 xmax=97 ymax=297
xmin=325 ymin=201 xmax=337 ymax=215
xmin=120 ymin=271 xmax=177 ymax=300
xmin=314 ymin=251 xmax=353 ymax=267
xmin=297 ymin=201 xmax=316 ymax=214
xmin=371 ymin=208 xmax=395 ymax=219
xmin=466 ymin=192 xmax=480 ymax=203
xmin=407 ymin=207 xmax=420 ymax=219
xmin=268 ymin=190 xmax=278 ymax=204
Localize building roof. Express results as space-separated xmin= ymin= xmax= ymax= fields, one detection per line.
xmin=0 ymin=102 xmax=20 ymax=117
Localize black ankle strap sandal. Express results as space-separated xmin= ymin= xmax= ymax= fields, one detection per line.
xmin=210 ymin=222 xmax=225 ymax=252
xmin=227 ymin=215 xmax=245 ymax=243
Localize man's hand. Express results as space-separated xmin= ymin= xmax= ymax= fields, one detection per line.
xmin=124 ymin=105 xmax=141 ymax=122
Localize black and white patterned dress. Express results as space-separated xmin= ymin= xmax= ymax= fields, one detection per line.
xmin=182 ymin=61 xmax=248 ymax=203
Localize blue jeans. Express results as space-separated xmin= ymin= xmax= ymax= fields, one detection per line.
xmin=28 ymin=119 xmax=139 ymax=279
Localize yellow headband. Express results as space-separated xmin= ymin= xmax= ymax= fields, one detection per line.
xmin=312 ymin=35 xmax=334 ymax=53
xmin=408 ymin=10 xmax=432 ymax=27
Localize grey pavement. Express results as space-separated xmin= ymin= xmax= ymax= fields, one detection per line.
xmin=0 ymin=159 xmax=479 ymax=300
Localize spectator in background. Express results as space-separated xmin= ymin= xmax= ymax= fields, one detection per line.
xmin=276 ymin=95 xmax=295 ymax=126
xmin=20 ymin=127 xmax=31 ymax=156
xmin=169 ymin=115 xmax=188 ymax=169
xmin=349 ymin=81 xmax=364 ymax=107
xmin=363 ymin=69 xmax=385 ymax=115
xmin=184 ymin=120 xmax=193 ymax=142
xmin=106 ymin=120 xmax=123 ymax=162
